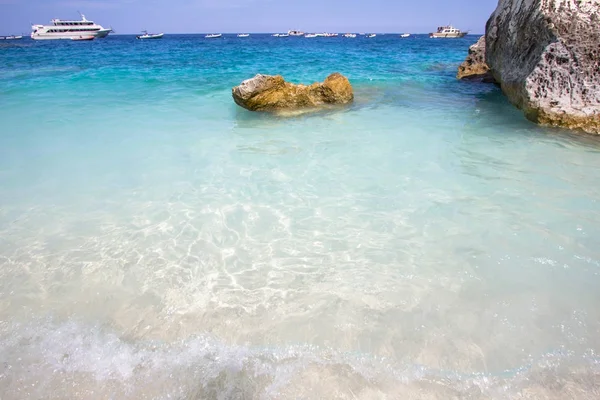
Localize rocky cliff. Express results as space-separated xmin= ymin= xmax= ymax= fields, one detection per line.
xmin=457 ymin=36 xmax=495 ymax=82
xmin=486 ymin=0 xmax=600 ymax=134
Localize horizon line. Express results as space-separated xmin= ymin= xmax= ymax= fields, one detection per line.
xmin=109 ymin=32 xmax=484 ymax=36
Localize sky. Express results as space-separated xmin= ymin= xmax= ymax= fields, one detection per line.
xmin=0 ymin=0 xmax=498 ymax=35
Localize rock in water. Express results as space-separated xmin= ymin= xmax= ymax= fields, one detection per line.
xmin=457 ymin=36 xmax=495 ymax=82
xmin=232 ymin=73 xmax=354 ymax=112
xmin=486 ymin=0 xmax=600 ymax=134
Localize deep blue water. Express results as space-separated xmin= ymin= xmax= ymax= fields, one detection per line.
xmin=0 ymin=34 xmax=599 ymax=399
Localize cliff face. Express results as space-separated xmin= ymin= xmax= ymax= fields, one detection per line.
xmin=457 ymin=36 xmax=495 ymax=82
xmin=485 ymin=0 xmax=600 ymax=134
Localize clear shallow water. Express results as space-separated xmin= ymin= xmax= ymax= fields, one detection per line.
xmin=0 ymin=34 xmax=599 ymax=399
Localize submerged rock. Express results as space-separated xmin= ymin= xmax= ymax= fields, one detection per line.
xmin=457 ymin=36 xmax=495 ymax=82
xmin=232 ymin=73 xmax=354 ymax=112
xmin=486 ymin=0 xmax=600 ymax=134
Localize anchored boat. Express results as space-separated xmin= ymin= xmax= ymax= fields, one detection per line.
xmin=429 ymin=25 xmax=467 ymax=38
xmin=137 ymin=31 xmax=164 ymax=39
xmin=31 ymin=13 xmax=112 ymax=40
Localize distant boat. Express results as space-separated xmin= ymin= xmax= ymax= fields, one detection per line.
xmin=400 ymin=33 xmax=410 ymax=38
xmin=304 ymin=33 xmax=317 ymax=38
xmin=288 ymin=30 xmax=304 ymax=36
xmin=136 ymin=31 xmax=164 ymax=39
xmin=71 ymin=35 xmax=95 ymax=41
xmin=205 ymin=33 xmax=222 ymax=38
xmin=429 ymin=25 xmax=467 ymax=38
xmin=343 ymin=33 xmax=356 ymax=38
xmin=0 ymin=35 xmax=23 ymax=40
xmin=367 ymin=34 xmax=376 ymax=38
xmin=272 ymin=33 xmax=288 ymax=37
xmin=237 ymin=33 xmax=250 ymax=37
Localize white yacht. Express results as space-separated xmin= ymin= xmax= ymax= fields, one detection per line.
xmin=31 ymin=13 xmax=112 ymax=40
xmin=429 ymin=25 xmax=467 ymax=38
xmin=205 ymin=33 xmax=222 ymax=38
xmin=237 ymin=33 xmax=250 ymax=38
xmin=343 ymin=33 xmax=357 ymax=38
xmin=288 ymin=30 xmax=304 ymax=36
xmin=400 ymin=33 xmax=410 ymax=38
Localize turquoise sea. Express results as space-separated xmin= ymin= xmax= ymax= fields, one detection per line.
xmin=1 ymin=34 xmax=599 ymax=399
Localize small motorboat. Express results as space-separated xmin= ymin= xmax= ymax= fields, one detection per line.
xmin=237 ymin=33 xmax=250 ymax=37
xmin=304 ymin=33 xmax=317 ymax=38
xmin=343 ymin=33 xmax=356 ymax=38
xmin=400 ymin=33 xmax=410 ymax=38
xmin=367 ymin=34 xmax=376 ymax=38
xmin=205 ymin=33 xmax=222 ymax=38
xmin=71 ymin=35 xmax=95 ymax=41
xmin=137 ymin=31 xmax=164 ymax=39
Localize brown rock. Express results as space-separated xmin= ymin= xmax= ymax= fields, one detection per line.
xmin=485 ymin=0 xmax=600 ymax=134
xmin=457 ymin=36 xmax=495 ymax=82
xmin=232 ymin=73 xmax=354 ymax=112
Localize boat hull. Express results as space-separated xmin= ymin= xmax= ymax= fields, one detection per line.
xmin=137 ymin=33 xmax=164 ymax=39
xmin=429 ymin=32 xmax=467 ymax=38
xmin=95 ymin=29 xmax=112 ymax=38
xmin=71 ymin=36 xmax=95 ymax=41
xmin=31 ymin=35 xmax=84 ymax=40
xmin=31 ymin=29 xmax=111 ymax=40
